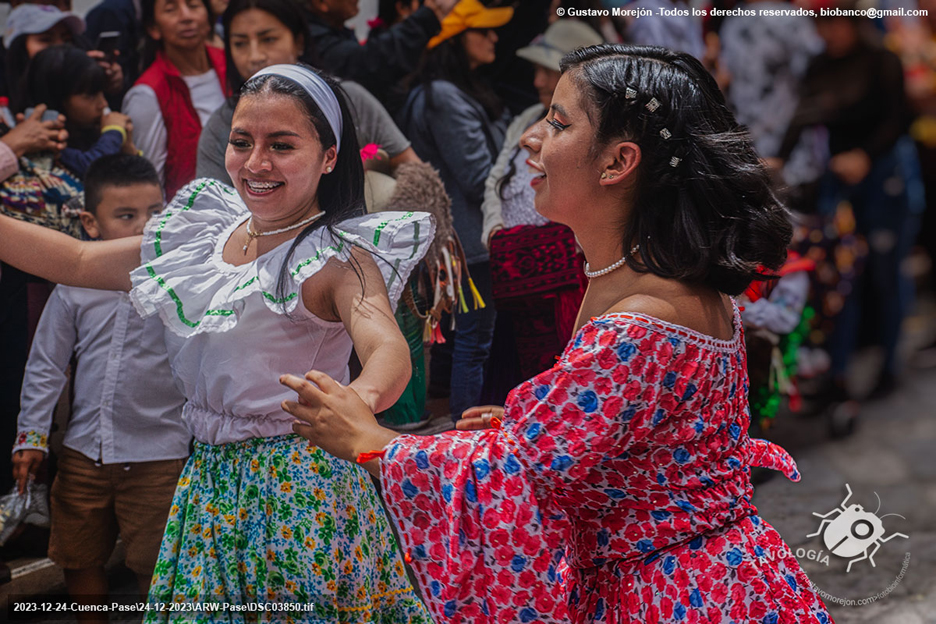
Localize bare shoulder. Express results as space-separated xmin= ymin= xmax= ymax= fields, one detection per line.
xmin=605 ymin=287 xmax=735 ymax=342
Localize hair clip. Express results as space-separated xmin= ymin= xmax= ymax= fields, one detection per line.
xmin=625 ymin=87 xmax=637 ymax=100
xmin=669 ymin=156 xmax=681 ymax=167
xmin=645 ymin=98 xmax=660 ymax=112
xmin=660 ymin=128 xmax=672 ymax=140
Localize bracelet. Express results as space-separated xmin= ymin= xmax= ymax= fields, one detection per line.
xmin=101 ymin=124 xmax=127 ymax=143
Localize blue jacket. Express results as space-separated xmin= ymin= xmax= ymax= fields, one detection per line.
xmin=399 ymin=80 xmax=505 ymax=264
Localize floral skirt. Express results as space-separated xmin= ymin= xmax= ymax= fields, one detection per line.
xmin=145 ymin=435 xmax=432 ymax=623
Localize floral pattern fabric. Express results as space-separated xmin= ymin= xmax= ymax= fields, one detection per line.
xmin=13 ymin=430 xmax=48 ymax=452
xmin=146 ymin=435 xmax=431 ymax=623
xmin=380 ymin=306 xmax=834 ymax=623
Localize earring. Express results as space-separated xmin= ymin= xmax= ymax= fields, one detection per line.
xmin=600 ymin=172 xmax=608 ymax=180
xmin=326 ymin=166 xmax=333 ymax=173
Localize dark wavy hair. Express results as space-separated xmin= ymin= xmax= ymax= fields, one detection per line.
xmin=238 ymin=65 xmax=366 ymax=306
xmin=222 ymin=0 xmax=309 ymax=95
xmin=560 ymin=44 xmax=792 ymax=296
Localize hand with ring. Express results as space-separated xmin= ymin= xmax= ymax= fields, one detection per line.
xmin=457 ymin=405 xmax=505 ymax=431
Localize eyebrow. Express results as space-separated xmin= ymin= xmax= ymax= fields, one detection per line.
xmin=550 ymin=103 xmax=570 ymax=119
xmin=231 ymin=28 xmax=277 ymax=38
xmin=230 ymin=128 xmax=301 ymax=139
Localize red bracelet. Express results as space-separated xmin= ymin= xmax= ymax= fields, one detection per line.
xmin=356 ymin=449 xmax=386 ymax=464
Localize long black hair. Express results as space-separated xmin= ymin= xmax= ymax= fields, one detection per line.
xmin=414 ymin=32 xmax=503 ymax=121
xmin=560 ymin=44 xmax=792 ymax=296
xmin=15 ymin=45 xmax=106 ymax=115
xmin=222 ymin=0 xmax=309 ymax=95
xmin=238 ymin=65 xmax=366 ymax=305
xmin=141 ymin=0 xmax=214 ymax=70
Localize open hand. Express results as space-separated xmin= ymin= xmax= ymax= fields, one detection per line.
xmin=280 ymin=370 xmax=398 ymax=472
xmin=456 ymin=405 xmax=504 ymax=431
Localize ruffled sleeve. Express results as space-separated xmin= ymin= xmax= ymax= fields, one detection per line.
xmin=128 ymin=178 xmax=435 ymax=337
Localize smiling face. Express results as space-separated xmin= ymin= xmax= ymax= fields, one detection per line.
xmin=521 ymin=71 xmax=641 ymax=229
xmin=521 ymin=72 xmax=600 ymax=224
xmin=225 ymin=93 xmax=337 ymax=227
xmin=229 ymin=8 xmax=303 ymax=81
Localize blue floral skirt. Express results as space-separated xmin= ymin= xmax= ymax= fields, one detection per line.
xmin=145 ymin=435 xmax=431 ymax=623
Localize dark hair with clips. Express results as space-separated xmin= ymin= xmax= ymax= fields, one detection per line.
xmin=560 ymin=43 xmax=792 ymax=296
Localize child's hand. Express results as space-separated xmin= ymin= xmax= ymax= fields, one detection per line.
xmin=121 ymin=120 xmax=139 ymax=155
xmin=280 ymin=370 xmax=399 ymax=474
xmin=457 ymin=405 xmax=504 ymax=431
xmin=102 ymin=111 xmax=132 ymax=131
xmin=11 ymin=449 xmax=44 ymax=495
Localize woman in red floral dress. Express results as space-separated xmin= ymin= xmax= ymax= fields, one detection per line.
xmin=282 ymin=44 xmax=835 ymax=624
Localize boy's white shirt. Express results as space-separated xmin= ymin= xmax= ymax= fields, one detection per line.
xmin=13 ymin=285 xmax=191 ymax=464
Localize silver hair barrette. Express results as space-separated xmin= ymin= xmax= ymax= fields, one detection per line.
xmin=625 ymin=87 xmax=637 ymax=100
xmin=645 ymin=98 xmax=660 ymax=112
xmin=660 ymin=128 xmax=672 ymax=140
xmin=669 ymin=156 xmax=681 ymax=167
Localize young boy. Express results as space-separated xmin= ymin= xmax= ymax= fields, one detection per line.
xmin=10 ymin=153 xmax=190 ymax=615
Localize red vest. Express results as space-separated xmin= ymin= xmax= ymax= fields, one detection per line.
xmin=136 ymin=47 xmax=229 ymax=199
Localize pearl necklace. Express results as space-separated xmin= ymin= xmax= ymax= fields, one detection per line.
xmin=243 ymin=211 xmax=325 ymax=254
xmin=584 ymin=244 xmax=640 ymax=279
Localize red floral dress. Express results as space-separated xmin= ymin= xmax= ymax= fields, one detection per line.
xmin=379 ymin=305 xmax=835 ymax=623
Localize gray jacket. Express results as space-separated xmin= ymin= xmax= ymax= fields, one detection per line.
xmin=399 ymin=80 xmax=505 ymax=265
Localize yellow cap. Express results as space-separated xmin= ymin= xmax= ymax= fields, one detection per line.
xmin=427 ymin=0 xmax=514 ymax=50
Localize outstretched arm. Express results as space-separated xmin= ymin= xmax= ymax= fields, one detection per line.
xmin=0 ymin=214 xmax=139 ymax=291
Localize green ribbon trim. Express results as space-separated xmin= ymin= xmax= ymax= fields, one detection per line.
xmin=145 ymin=264 xmax=234 ymax=328
xmin=146 ymin=200 xmax=419 ymax=328
xmin=372 ymin=211 xmax=414 ymax=246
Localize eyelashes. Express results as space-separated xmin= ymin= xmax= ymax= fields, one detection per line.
xmin=547 ymin=118 xmax=569 ymax=131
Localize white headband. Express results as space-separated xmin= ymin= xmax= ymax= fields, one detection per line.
xmin=253 ymin=64 xmax=343 ymax=154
